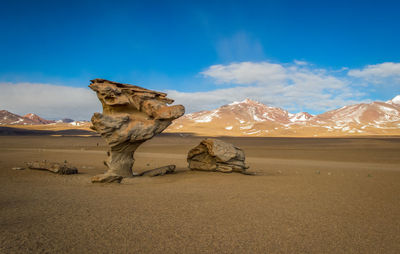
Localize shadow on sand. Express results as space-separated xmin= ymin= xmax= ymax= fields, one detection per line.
xmin=0 ymin=126 xmax=97 ymax=136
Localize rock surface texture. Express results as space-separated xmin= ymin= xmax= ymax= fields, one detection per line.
xmin=26 ymin=161 xmax=78 ymax=175
xmin=187 ymin=139 xmax=249 ymax=174
xmin=89 ymin=79 xmax=184 ymax=181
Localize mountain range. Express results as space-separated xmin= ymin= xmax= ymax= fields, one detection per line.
xmin=0 ymin=110 xmax=87 ymax=126
xmin=166 ymin=95 xmax=400 ymax=136
xmin=1 ymin=95 xmax=399 ymax=136
xmin=0 ymin=110 xmax=55 ymax=125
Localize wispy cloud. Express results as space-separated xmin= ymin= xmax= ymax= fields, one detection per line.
xmin=293 ymin=60 xmax=308 ymax=66
xmin=215 ymin=32 xmax=265 ymax=62
xmin=201 ymin=62 xmax=286 ymax=85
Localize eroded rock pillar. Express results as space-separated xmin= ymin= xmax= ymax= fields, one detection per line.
xmin=89 ymin=79 xmax=184 ymax=182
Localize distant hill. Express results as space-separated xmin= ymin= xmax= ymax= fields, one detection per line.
xmin=0 ymin=110 xmax=90 ymax=127
xmin=166 ymin=96 xmax=400 ymax=136
xmin=0 ymin=110 xmax=37 ymax=125
xmin=0 ymin=110 xmax=56 ymax=125
xmin=23 ymin=113 xmax=55 ymax=124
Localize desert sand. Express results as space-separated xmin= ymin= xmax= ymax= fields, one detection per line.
xmin=1 ymin=134 xmax=400 ymax=253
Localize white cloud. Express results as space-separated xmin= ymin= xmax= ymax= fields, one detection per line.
xmin=201 ymin=62 xmax=286 ymax=85
xmin=174 ymin=61 xmax=365 ymax=113
xmin=0 ymin=82 xmax=100 ymax=120
xmin=348 ymin=62 xmax=400 ymax=83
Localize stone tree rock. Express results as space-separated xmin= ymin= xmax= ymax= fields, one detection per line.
xmin=89 ymin=79 xmax=184 ymax=181
xmin=187 ymin=139 xmax=250 ymax=174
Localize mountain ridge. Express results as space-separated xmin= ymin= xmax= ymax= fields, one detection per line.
xmin=166 ymin=96 xmax=400 ymax=136
xmin=1 ymin=96 xmax=399 ymax=136
xmin=23 ymin=113 xmax=55 ymax=124
xmin=0 ymin=110 xmax=87 ymax=126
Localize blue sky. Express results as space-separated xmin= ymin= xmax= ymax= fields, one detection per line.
xmin=1 ymin=0 xmax=400 ymax=119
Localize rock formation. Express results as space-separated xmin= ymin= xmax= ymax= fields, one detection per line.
xmin=91 ymin=173 xmax=123 ymax=183
xmin=26 ymin=161 xmax=78 ymax=174
xmin=187 ymin=139 xmax=250 ymax=174
xmin=135 ymin=165 xmax=176 ymax=177
xmin=89 ymin=79 xmax=184 ymax=182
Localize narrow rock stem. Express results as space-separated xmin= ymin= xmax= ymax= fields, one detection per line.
xmin=106 ymin=150 xmax=135 ymax=177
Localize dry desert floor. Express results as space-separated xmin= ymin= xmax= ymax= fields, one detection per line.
xmin=1 ymin=133 xmax=400 ymax=253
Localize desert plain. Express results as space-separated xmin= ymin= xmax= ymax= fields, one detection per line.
xmin=1 ymin=131 xmax=400 ymax=253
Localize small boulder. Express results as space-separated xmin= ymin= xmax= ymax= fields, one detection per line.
xmin=187 ymin=139 xmax=249 ymax=174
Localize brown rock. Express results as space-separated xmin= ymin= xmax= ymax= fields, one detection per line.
xmin=26 ymin=161 xmax=78 ymax=175
xmin=187 ymin=139 xmax=249 ymax=174
xmin=89 ymin=79 xmax=184 ymax=180
xmin=137 ymin=165 xmax=176 ymax=177
xmin=91 ymin=173 xmax=123 ymax=183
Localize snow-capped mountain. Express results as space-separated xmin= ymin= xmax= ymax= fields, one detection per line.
xmin=167 ymin=96 xmax=400 ymax=136
xmin=387 ymin=95 xmax=400 ymax=105
xmin=0 ymin=110 xmax=36 ymax=125
xmin=0 ymin=110 xmax=55 ymax=125
xmin=185 ymin=99 xmax=292 ymax=124
xmin=288 ymin=112 xmax=313 ymax=122
xmin=312 ymin=101 xmax=400 ymax=133
xmin=168 ymin=98 xmax=313 ymax=136
xmin=0 ymin=109 xmax=92 ymax=128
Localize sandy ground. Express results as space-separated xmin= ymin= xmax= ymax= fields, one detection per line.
xmin=0 ymin=135 xmax=400 ymax=253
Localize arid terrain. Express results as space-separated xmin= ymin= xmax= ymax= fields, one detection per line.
xmin=1 ymin=132 xmax=399 ymax=253
xmin=2 ymin=0 xmax=399 ymax=253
